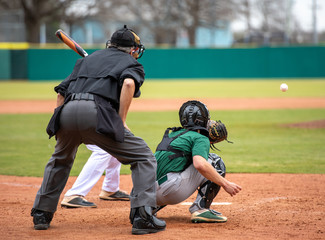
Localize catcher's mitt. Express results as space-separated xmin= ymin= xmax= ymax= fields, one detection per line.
xmin=208 ymin=120 xmax=232 ymax=150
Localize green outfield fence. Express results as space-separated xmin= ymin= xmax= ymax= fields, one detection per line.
xmin=1 ymin=46 xmax=325 ymax=80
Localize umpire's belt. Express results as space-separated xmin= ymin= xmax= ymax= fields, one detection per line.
xmin=157 ymin=175 xmax=168 ymax=186
xmin=71 ymin=93 xmax=94 ymax=101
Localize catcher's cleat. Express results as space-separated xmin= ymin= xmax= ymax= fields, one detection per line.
xmin=99 ymin=190 xmax=130 ymax=201
xmin=61 ymin=195 xmax=97 ymax=208
xmin=31 ymin=209 xmax=53 ymax=230
xmin=191 ymin=209 xmax=227 ymax=223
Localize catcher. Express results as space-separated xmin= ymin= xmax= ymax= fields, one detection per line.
xmin=153 ymin=100 xmax=242 ymax=222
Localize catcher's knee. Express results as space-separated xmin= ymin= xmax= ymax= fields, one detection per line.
xmin=197 ymin=153 xmax=226 ymax=209
xmin=208 ymin=153 xmax=226 ymax=177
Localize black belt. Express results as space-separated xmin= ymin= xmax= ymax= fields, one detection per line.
xmin=71 ymin=93 xmax=94 ymax=101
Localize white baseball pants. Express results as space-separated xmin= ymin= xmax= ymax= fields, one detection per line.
xmin=64 ymin=144 xmax=121 ymax=197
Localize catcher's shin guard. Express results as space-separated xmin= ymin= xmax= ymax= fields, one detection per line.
xmin=198 ymin=181 xmax=221 ymax=209
xmin=197 ymin=153 xmax=226 ymax=209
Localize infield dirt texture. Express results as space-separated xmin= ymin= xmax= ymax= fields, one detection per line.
xmin=0 ymin=97 xmax=324 ymax=239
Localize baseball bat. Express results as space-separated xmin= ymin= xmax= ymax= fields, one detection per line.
xmin=55 ymin=29 xmax=88 ymax=57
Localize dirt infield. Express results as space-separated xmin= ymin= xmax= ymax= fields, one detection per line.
xmin=0 ymin=174 xmax=324 ymax=240
xmin=0 ymin=97 xmax=324 ymax=239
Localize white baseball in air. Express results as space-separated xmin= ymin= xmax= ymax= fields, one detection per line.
xmin=280 ymin=83 xmax=288 ymax=92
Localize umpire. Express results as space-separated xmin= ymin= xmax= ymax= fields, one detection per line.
xmin=31 ymin=25 xmax=166 ymax=235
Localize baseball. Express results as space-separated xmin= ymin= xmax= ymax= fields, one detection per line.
xmin=280 ymin=83 xmax=288 ymax=92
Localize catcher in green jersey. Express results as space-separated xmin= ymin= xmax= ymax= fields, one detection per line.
xmin=153 ymin=100 xmax=242 ymax=223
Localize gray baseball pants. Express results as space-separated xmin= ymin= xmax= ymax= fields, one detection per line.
xmin=33 ymin=100 xmax=157 ymax=212
xmin=156 ymin=163 xmax=210 ymax=214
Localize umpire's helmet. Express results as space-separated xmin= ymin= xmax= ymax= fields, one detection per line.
xmin=106 ymin=25 xmax=145 ymax=59
xmin=179 ymin=100 xmax=210 ymax=128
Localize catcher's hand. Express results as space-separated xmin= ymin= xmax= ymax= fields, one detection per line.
xmin=208 ymin=120 xmax=232 ymax=150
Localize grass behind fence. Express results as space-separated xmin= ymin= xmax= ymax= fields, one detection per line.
xmin=1 ymin=78 xmax=325 ymax=100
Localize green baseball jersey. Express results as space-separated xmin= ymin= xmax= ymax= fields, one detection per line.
xmin=155 ymin=129 xmax=210 ymax=180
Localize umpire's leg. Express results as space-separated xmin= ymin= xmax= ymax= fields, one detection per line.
xmin=33 ymin=99 xmax=91 ymax=213
xmin=32 ymin=129 xmax=81 ymax=213
xmin=83 ymin=128 xmax=157 ymax=208
xmin=83 ymin=129 xmax=166 ymax=234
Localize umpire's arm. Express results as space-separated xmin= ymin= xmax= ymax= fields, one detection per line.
xmin=56 ymin=93 xmax=65 ymax=107
xmin=54 ymin=73 xmax=72 ymax=107
xmin=119 ymin=78 xmax=135 ymax=130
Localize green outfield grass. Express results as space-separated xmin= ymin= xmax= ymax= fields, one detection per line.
xmin=0 ymin=79 xmax=324 ymax=176
xmin=0 ymin=78 xmax=325 ymax=100
xmin=0 ymin=109 xmax=324 ymax=176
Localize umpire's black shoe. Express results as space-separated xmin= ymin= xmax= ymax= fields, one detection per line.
xmin=130 ymin=206 xmax=166 ymax=235
xmin=31 ymin=208 xmax=53 ymax=230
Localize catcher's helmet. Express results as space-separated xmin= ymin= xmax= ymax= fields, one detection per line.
xmin=179 ymin=100 xmax=210 ymax=128
xmin=106 ymin=25 xmax=145 ymax=59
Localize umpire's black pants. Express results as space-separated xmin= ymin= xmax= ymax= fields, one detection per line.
xmin=33 ymin=99 xmax=157 ymax=213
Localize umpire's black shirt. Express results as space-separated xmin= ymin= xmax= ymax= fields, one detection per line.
xmin=55 ymin=47 xmax=145 ymax=112
xmin=48 ymin=47 xmax=145 ymax=142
